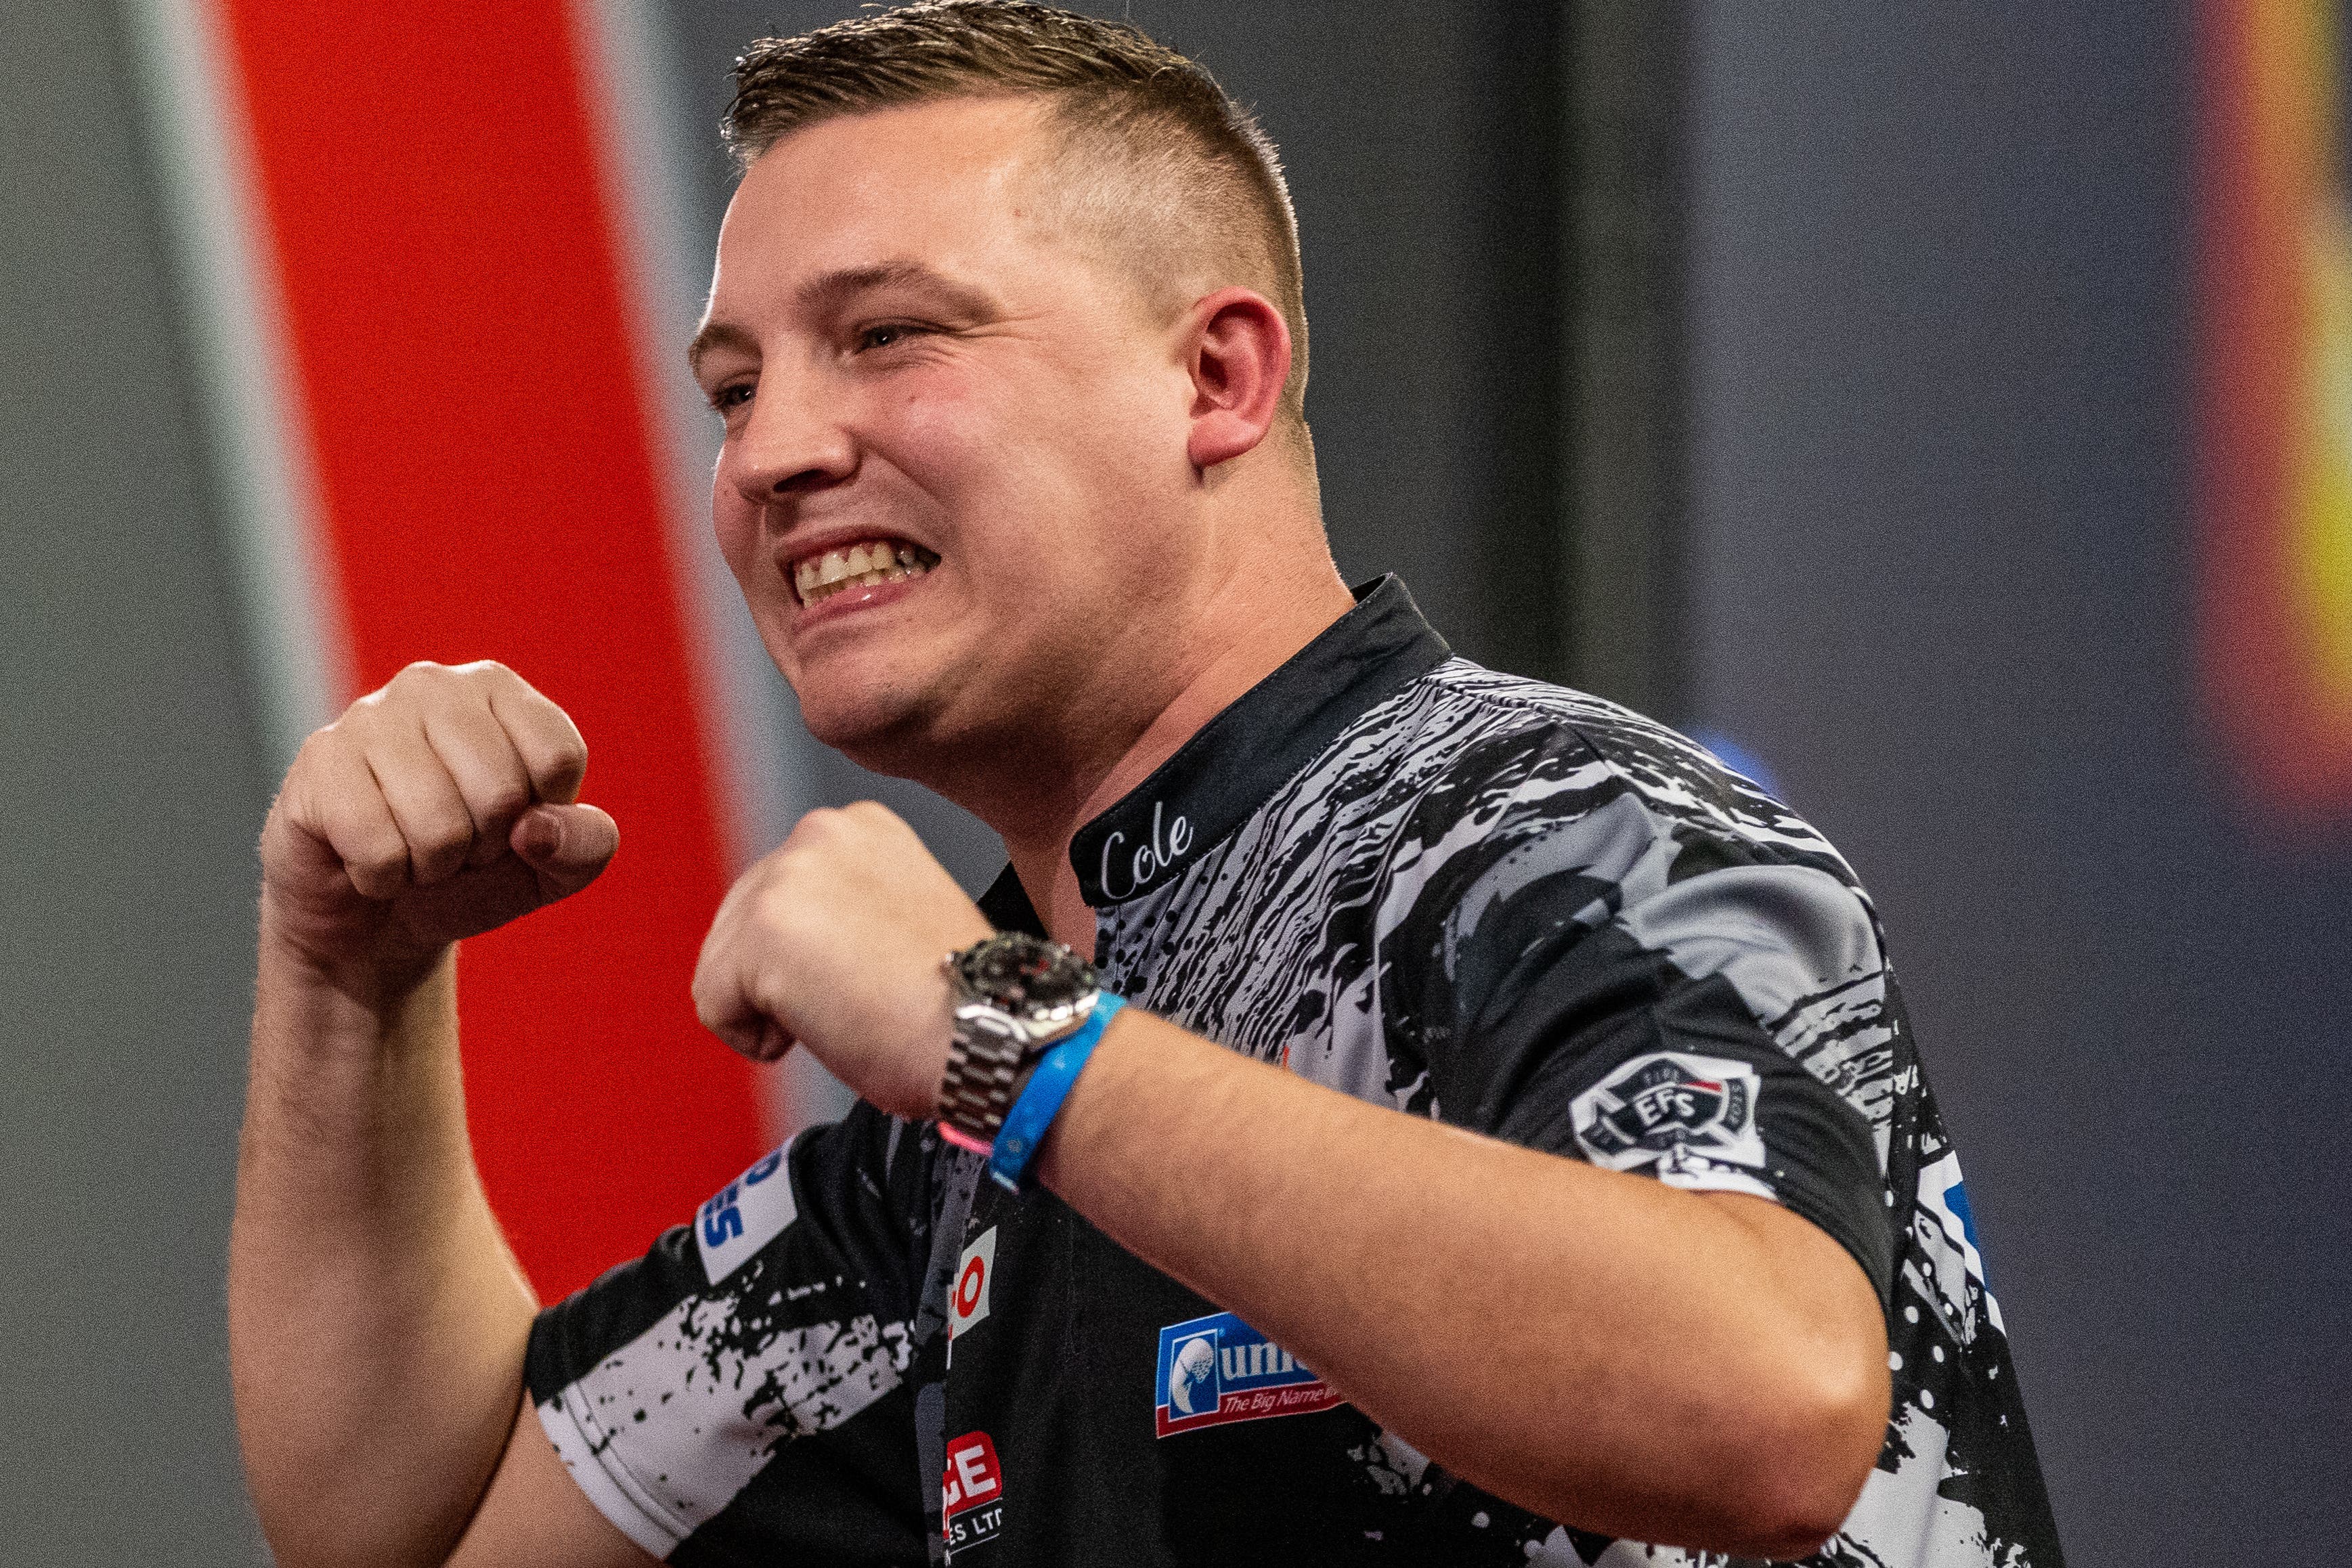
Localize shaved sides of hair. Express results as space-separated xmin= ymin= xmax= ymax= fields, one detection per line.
xmin=725 ymin=1 xmax=1311 ymax=424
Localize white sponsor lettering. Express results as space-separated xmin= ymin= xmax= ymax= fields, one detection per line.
xmin=953 ymin=1443 xmax=997 ymax=1501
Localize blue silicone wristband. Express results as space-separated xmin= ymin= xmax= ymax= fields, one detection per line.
xmin=987 ymin=995 xmax=1125 ymax=1194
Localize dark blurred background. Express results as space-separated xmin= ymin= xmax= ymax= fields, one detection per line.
xmin=5 ymin=1 xmax=2347 ymax=1561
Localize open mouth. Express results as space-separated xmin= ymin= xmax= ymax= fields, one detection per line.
xmin=791 ymin=538 xmax=940 ymax=608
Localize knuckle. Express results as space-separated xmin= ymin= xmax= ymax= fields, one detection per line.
xmin=349 ymin=842 xmax=407 ymax=885
xmin=796 ymin=806 xmax=848 ymax=842
xmin=770 ymin=854 xmax=817 ymax=900
xmin=371 ymin=661 xmax=455 ymax=716
xmin=428 ymin=806 xmax=478 ymax=852
xmin=734 ymin=869 xmax=780 ymax=915
xmin=756 ymin=896 xmax=813 ymax=953
xmin=537 ymin=748 xmax=588 ymax=799
xmin=482 ymin=777 xmax=532 ymax=821
xmin=290 ymin=726 xmax=339 ymax=779
xmin=842 ymin=800 xmax=907 ymax=846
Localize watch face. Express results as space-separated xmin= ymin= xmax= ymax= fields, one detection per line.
xmin=956 ymin=932 xmax=1097 ymax=1014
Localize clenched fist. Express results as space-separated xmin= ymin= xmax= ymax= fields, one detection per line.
xmin=693 ymin=802 xmax=992 ymax=1120
xmin=258 ymin=660 xmax=618 ymax=999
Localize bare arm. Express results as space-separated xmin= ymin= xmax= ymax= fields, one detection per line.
xmin=1037 ymin=1014 xmax=1888 ymax=1559
xmin=694 ymin=803 xmax=1890 ymax=1561
xmin=231 ymin=661 xmax=649 ymax=1568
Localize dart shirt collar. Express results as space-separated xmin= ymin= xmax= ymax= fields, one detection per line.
xmin=1062 ymin=574 xmax=1450 ymax=909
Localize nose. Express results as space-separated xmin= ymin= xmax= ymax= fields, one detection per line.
xmin=724 ymin=359 xmax=855 ymax=506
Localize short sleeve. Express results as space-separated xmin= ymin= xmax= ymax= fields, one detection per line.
xmin=525 ymin=1102 xmax=934 ymax=1566
xmin=1405 ymin=804 xmax=1897 ymax=1306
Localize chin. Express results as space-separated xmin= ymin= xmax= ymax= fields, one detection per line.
xmin=796 ymin=684 xmax=910 ymax=748
xmin=793 ymin=681 xmax=946 ymax=777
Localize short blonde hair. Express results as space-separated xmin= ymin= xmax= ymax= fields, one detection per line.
xmin=726 ymin=1 xmax=1309 ymax=418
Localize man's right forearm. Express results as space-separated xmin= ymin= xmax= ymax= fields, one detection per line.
xmin=231 ymin=925 xmax=536 ymax=1568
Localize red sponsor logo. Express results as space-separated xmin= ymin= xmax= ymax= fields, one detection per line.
xmin=949 ymin=1227 xmax=995 ymax=1341
xmin=941 ymin=1431 xmax=1005 ymax=1555
xmin=1153 ymin=1377 xmax=1347 ymax=1437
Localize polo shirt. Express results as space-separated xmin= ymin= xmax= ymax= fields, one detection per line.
xmin=525 ymin=577 xmax=2063 ymax=1567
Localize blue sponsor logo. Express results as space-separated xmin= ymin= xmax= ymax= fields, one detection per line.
xmin=699 ymin=1146 xmax=783 ymax=1247
xmin=693 ymin=1143 xmax=794 ymax=1285
xmin=1152 ymin=1310 xmax=1341 ymax=1437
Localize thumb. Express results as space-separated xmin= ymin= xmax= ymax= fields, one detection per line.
xmin=511 ymin=802 xmax=619 ymax=897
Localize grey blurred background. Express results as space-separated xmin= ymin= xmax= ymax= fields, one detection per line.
xmin=4 ymin=0 xmax=2345 ymax=1561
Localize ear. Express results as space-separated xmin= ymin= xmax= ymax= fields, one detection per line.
xmin=1181 ymin=287 xmax=1292 ymax=472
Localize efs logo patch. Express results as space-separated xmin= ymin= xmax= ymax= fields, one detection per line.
xmin=1570 ymin=1052 xmax=1772 ymax=1194
xmin=1153 ymin=1311 xmax=1342 ymax=1438
xmin=693 ymin=1139 xmax=797 ymax=1285
xmin=940 ymin=1430 xmax=1005 ymax=1556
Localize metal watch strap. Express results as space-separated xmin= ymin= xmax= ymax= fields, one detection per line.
xmin=938 ymin=932 xmax=1101 ymax=1148
xmin=938 ymin=1005 xmax=1033 ymax=1145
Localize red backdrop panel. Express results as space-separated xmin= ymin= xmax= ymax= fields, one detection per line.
xmin=220 ymin=0 xmax=766 ymax=1297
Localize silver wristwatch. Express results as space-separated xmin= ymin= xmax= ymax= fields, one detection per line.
xmin=938 ymin=932 xmax=1102 ymax=1148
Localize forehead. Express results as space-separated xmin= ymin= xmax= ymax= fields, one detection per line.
xmin=714 ymin=97 xmax=1062 ymax=302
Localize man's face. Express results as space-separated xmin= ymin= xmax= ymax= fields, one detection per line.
xmin=693 ymin=97 xmax=1205 ymax=772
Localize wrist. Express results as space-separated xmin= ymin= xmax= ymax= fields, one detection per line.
xmin=1026 ymin=1004 xmax=1141 ymax=1196
xmin=983 ymin=995 xmax=1125 ymax=1192
xmin=255 ymin=901 xmax=453 ymax=1037
xmin=936 ymin=931 xmax=1099 ymax=1148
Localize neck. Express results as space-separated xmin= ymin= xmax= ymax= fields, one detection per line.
xmin=924 ymin=544 xmax=1351 ymax=949
xmin=844 ymin=453 xmax=1353 ymax=948
xmin=1011 ymin=570 xmax=1349 ymax=946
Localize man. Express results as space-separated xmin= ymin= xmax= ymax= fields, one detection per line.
xmin=228 ymin=5 xmax=2062 ymax=1565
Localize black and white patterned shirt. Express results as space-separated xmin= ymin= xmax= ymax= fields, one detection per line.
xmin=526 ymin=578 xmax=2062 ymax=1567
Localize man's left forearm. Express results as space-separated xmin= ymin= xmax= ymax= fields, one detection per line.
xmin=683 ymin=804 xmax=1888 ymax=1554
xmin=1034 ymin=1009 xmax=1889 ymax=1559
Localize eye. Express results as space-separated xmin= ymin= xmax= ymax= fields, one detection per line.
xmin=708 ymin=380 xmax=754 ymax=413
xmin=856 ymin=322 xmax=929 ymax=353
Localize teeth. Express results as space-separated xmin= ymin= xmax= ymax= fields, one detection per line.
xmin=793 ymin=540 xmax=937 ymax=606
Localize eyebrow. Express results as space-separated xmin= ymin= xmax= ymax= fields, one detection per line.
xmin=686 ymin=260 xmax=999 ymax=376
xmin=685 ymin=320 xmax=759 ymax=378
